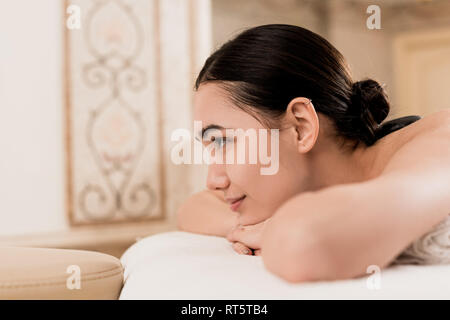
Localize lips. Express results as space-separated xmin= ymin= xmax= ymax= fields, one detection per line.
xmin=226 ymin=195 xmax=246 ymax=212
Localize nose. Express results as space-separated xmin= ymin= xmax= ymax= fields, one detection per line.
xmin=206 ymin=163 xmax=230 ymax=191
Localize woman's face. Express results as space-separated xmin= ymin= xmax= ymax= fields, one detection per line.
xmin=193 ymin=83 xmax=310 ymax=225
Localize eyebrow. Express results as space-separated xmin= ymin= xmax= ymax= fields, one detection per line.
xmin=196 ymin=124 xmax=225 ymax=141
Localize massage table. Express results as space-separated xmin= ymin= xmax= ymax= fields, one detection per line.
xmin=1 ymin=230 xmax=448 ymax=299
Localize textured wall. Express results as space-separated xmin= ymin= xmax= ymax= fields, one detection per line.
xmin=0 ymin=0 xmax=66 ymax=236
xmin=210 ymin=0 xmax=450 ymax=118
xmin=0 ymin=0 xmax=211 ymax=235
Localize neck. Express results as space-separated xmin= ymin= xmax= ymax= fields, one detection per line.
xmin=307 ymin=141 xmax=378 ymax=191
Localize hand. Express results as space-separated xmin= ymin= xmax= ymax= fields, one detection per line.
xmin=230 ymin=242 xmax=262 ymax=256
xmin=227 ymin=219 xmax=271 ymax=255
xmin=231 ymin=242 xmax=253 ymax=255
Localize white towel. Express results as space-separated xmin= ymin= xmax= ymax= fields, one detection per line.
xmin=393 ymin=216 xmax=450 ymax=265
xmin=120 ymin=231 xmax=450 ymax=299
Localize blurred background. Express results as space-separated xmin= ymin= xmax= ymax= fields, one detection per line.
xmin=0 ymin=0 xmax=449 ymax=257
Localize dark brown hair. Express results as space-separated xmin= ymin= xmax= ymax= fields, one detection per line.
xmin=195 ymin=24 xmax=419 ymax=148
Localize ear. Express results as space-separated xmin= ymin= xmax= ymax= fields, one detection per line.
xmin=285 ymin=97 xmax=319 ymax=153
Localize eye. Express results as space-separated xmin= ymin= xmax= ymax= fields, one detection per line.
xmin=212 ymin=136 xmax=233 ymax=148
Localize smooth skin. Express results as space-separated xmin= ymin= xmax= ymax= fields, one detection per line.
xmin=177 ymin=82 xmax=450 ymax=283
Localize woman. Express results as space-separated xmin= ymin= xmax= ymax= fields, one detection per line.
xmin=176 ymin=24 xmax=450 ymax=283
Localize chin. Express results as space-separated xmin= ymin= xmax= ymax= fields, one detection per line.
xmin=239 ymin=211 xmax=271 ymax=226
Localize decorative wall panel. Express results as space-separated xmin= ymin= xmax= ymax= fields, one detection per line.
xmin=64 ymin=0 xmax=165 ymax=225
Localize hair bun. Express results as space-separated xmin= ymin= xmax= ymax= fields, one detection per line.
xmin=349 ymin=79 xmax=390 ymax=145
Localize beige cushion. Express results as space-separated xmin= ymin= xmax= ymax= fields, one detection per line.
xmin=0 ymin=247 xmax=123 ymax=300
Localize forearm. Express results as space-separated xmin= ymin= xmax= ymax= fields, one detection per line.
xmin=262 ymin=172 xmax=450 ymax=283
xmin=262 ymin=182 xmax=395 ymax=283
xmin=176 ymin=190 xmax=239 ymax=238
xmin=261 ymin=189 xmax=346 ymax=282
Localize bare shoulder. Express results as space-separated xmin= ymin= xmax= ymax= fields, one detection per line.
xmin=376 ymin=109 xmax=450 ymax=174
xmin=384 ymin=110 xmax=450 ymax=144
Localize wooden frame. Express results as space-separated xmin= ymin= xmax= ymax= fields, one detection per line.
xmin=393 ymin=27 xmax=450 ymax=117
xmin=63 ymin=0 xmax=166 ymax=226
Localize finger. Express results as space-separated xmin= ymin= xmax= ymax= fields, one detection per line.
xmin=227 ymin=225 xmax=246 ymax=243
xmin=226 ymin=224 xmax=241 ymax=242
xmin=253 ymin=249 xmax=262 ymax=256
xmin=232 ymin=242 xmax=251 ymax=255
xmin=232 ymin=242 xmax=252 ymax=255
xmin=229 ymin=226 xmax=261 ymax=250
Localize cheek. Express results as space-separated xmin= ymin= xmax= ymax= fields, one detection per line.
xmin=225 ymin=138 xmax=305 ymax=223
xmin=226 ymin=162 xmax=261 ymax=194
xmin=226 ymin=162 xmax=291 ymax=216
xmin=253 ymin=170 xmax=294 ymax=209
xmin=226 ymin=135 xmax=298 ymax=204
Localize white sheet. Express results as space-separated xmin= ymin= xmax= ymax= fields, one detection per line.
xmin=119 ymin=231 xmax=450 ymax=299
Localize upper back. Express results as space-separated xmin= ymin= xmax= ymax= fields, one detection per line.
xmin=371 ymin=110 xmax=450 ymax=176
